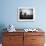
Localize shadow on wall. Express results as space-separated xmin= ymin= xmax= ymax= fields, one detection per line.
xmin=0 ymin=24 xmax=7 ymax=43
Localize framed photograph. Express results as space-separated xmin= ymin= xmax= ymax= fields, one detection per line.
xmin=17 ymin=7 xmax=35 ymax=21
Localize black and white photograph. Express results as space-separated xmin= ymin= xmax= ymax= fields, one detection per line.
xmin=18 ymin=7 xmax=35 ymax=21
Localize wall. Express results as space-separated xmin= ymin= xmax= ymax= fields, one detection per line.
xmin=0 ymin=0 xmax=46 ymax=30
xmin=0 ymin=0 xmax=46 ymax=43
